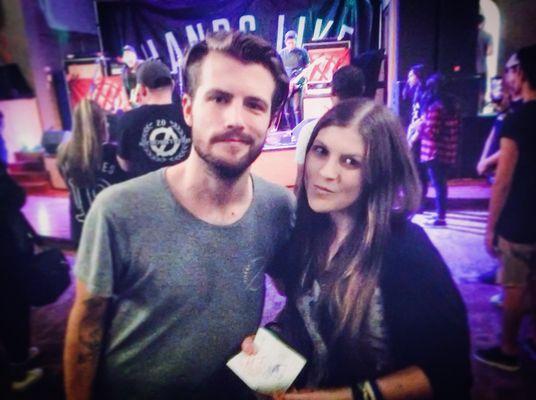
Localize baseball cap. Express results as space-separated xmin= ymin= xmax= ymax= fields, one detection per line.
xmin=285 ymin=30 xmax=297 ymax=40
xmin=505 ymin=53 xmax=519 ymax=69
xmin=122 ymin=45 xmax=136 ymax=54
xmin=136 ymin=59 xmax=172 ymax=89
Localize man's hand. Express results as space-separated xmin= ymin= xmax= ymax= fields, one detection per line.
xmin=407 ymin=117 xmax=423 ymax=147
xmin=116 ymin=154 xmax=131 ymax=172
xmin=476 ymin=159 xmax=488 ymax=176
xmin=485 ymin=231 xmax=498 ymax=258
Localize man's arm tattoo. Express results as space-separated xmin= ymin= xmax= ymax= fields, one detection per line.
xmin=77 ymin=297 xmax=107 ymax=365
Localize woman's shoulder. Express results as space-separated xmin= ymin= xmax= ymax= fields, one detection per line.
xmin=382 ymin=218 xmax=460 ymax=303
xmin=384 ymin=217 xmax=447 ymax=277
xmin=389 ymin=217 xmax=428 ymax=246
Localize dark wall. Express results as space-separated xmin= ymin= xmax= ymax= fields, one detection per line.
xmin=398 ymin=0 xmax=479 ymax=79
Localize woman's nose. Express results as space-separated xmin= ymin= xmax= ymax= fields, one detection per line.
xmin=318 ymin=156 xmax=339 ymax=180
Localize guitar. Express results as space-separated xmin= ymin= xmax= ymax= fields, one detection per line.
xmin=288 ymin=56 xmax=327 ymax=98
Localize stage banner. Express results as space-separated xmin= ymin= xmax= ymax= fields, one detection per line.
xmin=97 ymin=0 xmax=372 ymax=74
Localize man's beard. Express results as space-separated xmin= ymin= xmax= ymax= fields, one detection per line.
xmin=195 ymin=132 xmax=265 ymax=180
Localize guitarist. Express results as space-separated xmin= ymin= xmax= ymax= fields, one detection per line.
xmin=279 ymin=30 xmax=310 ymax=129
xmin=120 ymin=45 xmax=143 ymax=108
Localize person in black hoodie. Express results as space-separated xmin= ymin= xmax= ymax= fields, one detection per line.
xmin=0 ymin=161 xmax=43 ymax=392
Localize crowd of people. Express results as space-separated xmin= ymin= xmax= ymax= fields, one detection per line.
xmin=1 ymin=28 xmax=535 ymax=399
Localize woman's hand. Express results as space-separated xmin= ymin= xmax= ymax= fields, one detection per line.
xmin=276 ymin=387 xmax=353 ymax=400
xmin=240 ymin=335 xmax=257 ymax=355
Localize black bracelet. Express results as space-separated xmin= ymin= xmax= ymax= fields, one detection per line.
xmin=350 ymin=382 xmax=365 ymax=400
xmin=351 ymin=380 xmax=384 ymax=400
xmin=368 ymin=380 xmax=385 ymax=400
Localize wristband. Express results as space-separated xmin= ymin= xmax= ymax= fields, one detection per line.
xmin=351 ymin=380 xmax=384 ymax=400
xmin=350 ymin=382 xmax=365 ymax=400
xmin=367 ymin=380 xmax=385 ymax=400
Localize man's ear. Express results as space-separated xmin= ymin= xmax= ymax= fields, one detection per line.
xmin=182 ymin=93 xmax=193 ymax=127
xmin=520 ymin=69 xmax=527 ymax=85
xmin=138 ymin=84 xmax=148 ymax=97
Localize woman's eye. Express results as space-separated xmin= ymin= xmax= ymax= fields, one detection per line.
xmin=311 ymin=145 xmax=327 ymax=156
xmin=343 ymin=157 xmax=360 ymax=167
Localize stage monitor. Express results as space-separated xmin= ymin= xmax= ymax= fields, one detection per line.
xmin=303 ymin=41 xmax=351 ymax=88
xmin=65 ymin=57 xmax=128 ymax=112
xmin=301 ymin=41 xmax=350 ymax=119
xmin=303 ymin=94 xmax=333 ymax=120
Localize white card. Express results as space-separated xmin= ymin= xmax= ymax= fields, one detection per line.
xmin=226 ymin=327 xmax=307 ymax=395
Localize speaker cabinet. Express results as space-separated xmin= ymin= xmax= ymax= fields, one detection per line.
xmin=303 ymin=95 xmax=333 ymax=120
xmin=0 ymin=64 xmax=33 ymax=100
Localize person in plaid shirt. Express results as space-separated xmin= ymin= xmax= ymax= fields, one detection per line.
xmin=410 ymin=73 xmax=460 ymax=226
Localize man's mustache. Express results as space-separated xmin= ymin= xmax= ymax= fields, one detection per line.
xmin=211 ymin=130 xmax=254 ymax=145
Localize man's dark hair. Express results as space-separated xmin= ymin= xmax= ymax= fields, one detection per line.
xmin=136 ymin=59 xmax=173 ymax=89
xmin=331 ymin=65 xmax=365 ymax=100
xmin=420 ymin=72 xmax=459 ymax=115
xmin=410 ymin=64 xmax=425 ymax=81
xmin=183 ymin=30 xmax=289 ymax=119
xmin=477 ymin=14 xmax=485 ymax=24
xmin=518 ymin=44 xmax=536 ymax=90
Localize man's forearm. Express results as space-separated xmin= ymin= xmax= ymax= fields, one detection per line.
xmin=487 ymin=177 xmax=511 ymax=235
xmin=64 ymin=291 xmax=108 ymax=400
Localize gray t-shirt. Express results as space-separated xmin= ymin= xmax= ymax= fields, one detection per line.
xmin=75 ymin=169 xmax=294 ymax=399
xmin=295 ymin=282 xmax=391 ymax=385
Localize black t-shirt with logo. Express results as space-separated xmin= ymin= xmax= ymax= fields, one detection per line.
xmin=496 ymin=100 xmax=536 ymax=243
xmin=62 ymin=143 xmax=128 ymax=244
xmin=117 ymin=103 xmax=191 ymax=177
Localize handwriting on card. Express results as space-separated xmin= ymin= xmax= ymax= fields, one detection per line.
xmin=227 ymin=328 xmax=307 ymax=394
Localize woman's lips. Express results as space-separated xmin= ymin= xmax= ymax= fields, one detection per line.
xmin=313 ymin=184 xmax=335 ymax=194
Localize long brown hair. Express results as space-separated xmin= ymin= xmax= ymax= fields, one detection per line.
xmin=291 ymin=98 xmax=421 ymax=345
xmin=57 ymin=99 xmax=107 ymax=186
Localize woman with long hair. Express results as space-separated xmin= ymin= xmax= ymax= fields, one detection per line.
xmin=57 ymin=99 xmax=127 ymax=244
xmin=244 ymin=98 xmax=471 ymax=399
